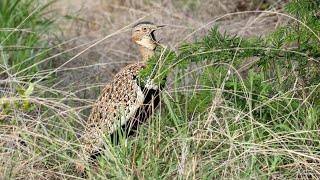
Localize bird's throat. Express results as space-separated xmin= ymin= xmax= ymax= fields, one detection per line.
xmin=138 ymin=45 xmax=155 ymax=62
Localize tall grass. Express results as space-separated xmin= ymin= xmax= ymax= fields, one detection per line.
xmin=0 ymin=0 xmax=55 ymax=80
xmin=1 ymin=0 xmax=320 ymax=179
xmin=0 ymin=1 xmax=80 ymax=179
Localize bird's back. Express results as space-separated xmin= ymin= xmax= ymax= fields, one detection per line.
xmin=86 ymin=63 xmax=147 ymax=134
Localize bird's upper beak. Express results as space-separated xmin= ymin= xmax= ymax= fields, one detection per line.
xmin=151 ymin=25 xmax=165 ymax=32
xmin=150 ymin=25 xmax=165 ymax=42
xmin=156 ymin=25 xmax=165 ymax=29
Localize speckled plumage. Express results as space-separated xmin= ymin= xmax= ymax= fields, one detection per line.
xmin=76 ymin=22 xmax=163 ymax=175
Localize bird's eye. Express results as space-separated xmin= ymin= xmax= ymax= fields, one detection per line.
xmin=142 ymin=27 xmax=147 ymax=32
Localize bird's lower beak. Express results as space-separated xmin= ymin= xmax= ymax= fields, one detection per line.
xmin=150 ymin=31 xmax=156 ymax=41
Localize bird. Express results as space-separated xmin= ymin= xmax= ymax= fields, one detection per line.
xmin=76 ymin=22 xmax=164 ymax=176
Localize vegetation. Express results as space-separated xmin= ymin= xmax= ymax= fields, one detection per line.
xmin=139 ymin=0 xmax=320 ymax=178
xmin=0 ymin=0 xmax=55 ymax=79
xmin=0 ymin=0 xmax=56 ymax=125
xmin=1 ymin=0 xmax=320 ymax=179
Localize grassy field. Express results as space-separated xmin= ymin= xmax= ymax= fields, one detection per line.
xmin=1 ymin=0 xmax=319 ymax=179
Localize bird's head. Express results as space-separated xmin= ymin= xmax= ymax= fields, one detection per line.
xmin=131 ymin=22 xmax=164 ymax=51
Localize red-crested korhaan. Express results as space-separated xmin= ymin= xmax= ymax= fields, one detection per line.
xmin=76 ymin=22 xmax=164 ymax=176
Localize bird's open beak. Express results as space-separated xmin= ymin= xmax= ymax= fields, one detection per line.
xmin=150 ymin=25 xmax=165 ymax=43
xmin=150 ymin=31 xmax=157 ymax=42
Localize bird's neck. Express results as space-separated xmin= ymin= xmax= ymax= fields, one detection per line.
xmin=138 ymin=45 xmax=155 ymax=63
